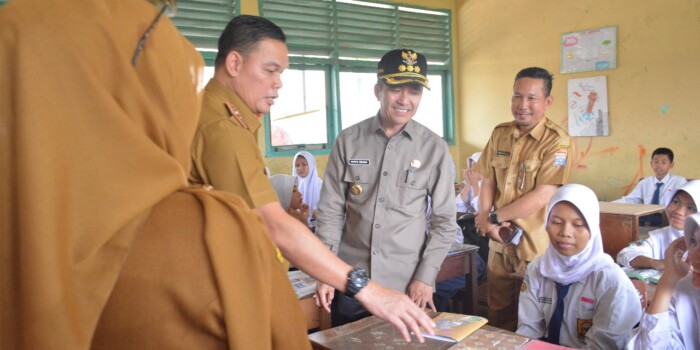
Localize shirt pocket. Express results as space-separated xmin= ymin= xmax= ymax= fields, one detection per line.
xmin=343 ymin=165 xmax=375 ymax=205
xmin=518 ymin=159 xmax=542 ymax=190
xmin=396 ymin=168 xmax=429 ymax=214
xmin=490 ymin=156 xmax=510 ymax=187
xmin=574 ymin=296 xmax=595 ymax=340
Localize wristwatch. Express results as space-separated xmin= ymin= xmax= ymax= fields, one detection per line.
xmin=488 ymin=211 xmax=501 ymax=225
xmin=345 ymin=267 xmax=370 ymax=299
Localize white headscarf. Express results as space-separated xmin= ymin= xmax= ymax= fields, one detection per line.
xmin=270 ymin=174 xmax=296 ymax=210
xmin=539 ymin=184 xmax=614 ymax=285
xmin=468 ymin=152 xmax=481 ymax=167
xmin=664 ymin=180 xmax=700 ymax=236
xmin=292 ymin=151 xmax=323 ymax=216
xmin=685 ymin=212 xmax=700 ymax=248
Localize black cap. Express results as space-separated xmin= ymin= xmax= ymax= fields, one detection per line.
xmin=377 ymin=49 xmax=430 ymax=90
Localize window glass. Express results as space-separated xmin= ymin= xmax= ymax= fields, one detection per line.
xmin=269 ymin=69 xmax=328 ymax=146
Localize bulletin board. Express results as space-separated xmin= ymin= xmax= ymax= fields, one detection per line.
xmin=561 ymin=26 xmax=617 ymax=74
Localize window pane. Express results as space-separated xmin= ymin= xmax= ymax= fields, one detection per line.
xmin=270 ymin=69 xmax=328 ymax=146
xmin=339 ymin=72 xmax=444 ymax=136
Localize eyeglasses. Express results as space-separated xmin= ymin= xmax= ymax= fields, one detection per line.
xmin=132 ymin=2 xmax=177 ymax=66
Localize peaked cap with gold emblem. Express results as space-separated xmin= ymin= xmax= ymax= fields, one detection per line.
xmin=376 ymin=49 xmax=430 ymax=90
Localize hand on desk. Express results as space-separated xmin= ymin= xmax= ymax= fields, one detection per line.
xmin=407 ymin=279 xmax=436 ymax=312
xmin=315 ymin=281 xmax=436 ymax=343
xmin=355 ymin=282 xmax=436 ymax=343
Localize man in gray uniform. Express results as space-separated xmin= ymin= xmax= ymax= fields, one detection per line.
xmin=315 ymin=49 xmax=458 ymax=326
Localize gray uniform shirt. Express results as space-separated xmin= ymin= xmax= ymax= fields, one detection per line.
xmin=316 ymin=115 xmax=458 ymax=293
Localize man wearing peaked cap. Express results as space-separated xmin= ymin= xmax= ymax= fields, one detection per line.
xmin=315 ymin=48 xmax=459 ymax=327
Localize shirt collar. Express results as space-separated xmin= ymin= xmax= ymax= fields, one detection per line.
xmin=512 ymin=117 xmax=547 ymax=141
xmin=371 ymin=112 xmax=415 ymax=140
xmin=655 ymin=173 xmax=671 ymax=184
xmin=204 ymin=79 xmax=261 ymax=133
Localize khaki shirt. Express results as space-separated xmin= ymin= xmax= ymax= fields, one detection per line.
xmin=190 ymin=79 xmax=278 ymax=208
xmin=316 ymin=115 xmax=458 ymax=293
xmin=475 ymin=118 xmax=572 ymax=261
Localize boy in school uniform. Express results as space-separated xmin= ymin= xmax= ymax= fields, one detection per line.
xmin=614 ymin=147 xmax=687 ymax=205
xmin=517 ymin=184 xmax=641 ymax=349
xmin=617 ymin=180 xmax=700 ymax=270
xmin=627 ymin=212 xmax=700 ymax=349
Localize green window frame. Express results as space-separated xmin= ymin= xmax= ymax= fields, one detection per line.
xmin=171 ymin=0 xmax=239 ymax=65
xmin=260 ymin=0 xmax=454 ymax=157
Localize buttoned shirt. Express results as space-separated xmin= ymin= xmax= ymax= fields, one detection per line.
xmin=316 ymin=115 xmax=458 ymax=292
xmin=613 ymin=173 xmax=687 ymax=205
xmin=627 ymin=274 xmax=700 ymax=350
xmin=189 ymin=79 xmax=278 ymax=208
xmin=474 ymin=118 xmax=573 ymax=261
xmin=616 ymin=226 xmax=684 ymax=267
xmin=517 ymin=258 xmax=642 ymax=349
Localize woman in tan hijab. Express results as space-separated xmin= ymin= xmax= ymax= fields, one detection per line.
xmin=0 ymin=0 xmax=309 ymax=349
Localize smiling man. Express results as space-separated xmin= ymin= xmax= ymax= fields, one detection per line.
xmin=315 ymin=49 xmax=458 ymax=326
xmin=189 ymin=18 xmax=435 ymax=343
xmin=474 ymin=67 xmax=573 ymax=331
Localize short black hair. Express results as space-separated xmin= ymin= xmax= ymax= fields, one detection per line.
xmin=514 ymin=67 xmax=554 ymax=97
xmin=214 ymin=15 xmax=286 ymax=67
xmin=652 ymin=147 xmax=674 ymax=162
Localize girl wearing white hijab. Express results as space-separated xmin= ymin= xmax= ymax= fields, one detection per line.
xmin=517 ymin=184 xmax=641 ymax=349
xmin=292 ymin=151 xmax=323 ymax=225
xmin=617 ymin=180 xmax=700 ymax=270
xmin=627 ymin=212 xmax=700 ymax=349
xmin=456 ymin=152 xmax=482 ymax=214
xmin=270 ymin=174 xmax=309 ymax=225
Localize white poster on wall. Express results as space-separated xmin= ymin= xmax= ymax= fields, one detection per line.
xmin=567 ymin=76 xmax=609 ymax=137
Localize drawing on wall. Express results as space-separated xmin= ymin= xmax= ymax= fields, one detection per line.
xmin=567 ymin=76 xmax=609 ymax=137
xmin=561 ymin=26 xmax=616 ymax=74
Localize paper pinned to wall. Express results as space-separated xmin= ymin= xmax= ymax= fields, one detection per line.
xmin=567 ymin=76 xmax=609 ymax=137
xmin=561 ymin=26 xmax=616 ymax=74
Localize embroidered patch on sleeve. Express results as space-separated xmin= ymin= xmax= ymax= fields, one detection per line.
xmin=554 ymin=149 xmax=568 ymax=167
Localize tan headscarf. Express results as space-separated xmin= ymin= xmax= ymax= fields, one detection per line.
xmin=0 ymin=0 xmax=308 ymax=349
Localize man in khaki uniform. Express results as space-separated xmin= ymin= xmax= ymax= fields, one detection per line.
xmin=189 ymin=15 xmax=434 ymax=342
xmin=474 ymin=67 xmax=573 ymax=331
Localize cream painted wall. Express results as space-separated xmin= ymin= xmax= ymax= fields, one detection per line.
xmin=456 ymin=0 xmax=700 ymax=200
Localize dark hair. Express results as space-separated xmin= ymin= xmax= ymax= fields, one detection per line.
xmin=652 ymin=147 xmax=674 ymax=162
xmin=514 ymin=67 xmax=554 ymax=97
xmin=214 ymin=15 xmax=286 ymax=67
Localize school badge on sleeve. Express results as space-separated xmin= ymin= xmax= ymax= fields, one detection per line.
xmin=554 ymin=146 xmax=568 ymax=167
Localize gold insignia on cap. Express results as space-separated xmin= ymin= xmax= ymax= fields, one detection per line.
xmin=414 ymin=66 xmax=420 ymax=73
xmin=399 ymin=65 xmax=406 ymax=72
xmin=402 ymin=50 xmax=418 ymax=65
xmin=351 ymin=184 xmax=363 ymax=195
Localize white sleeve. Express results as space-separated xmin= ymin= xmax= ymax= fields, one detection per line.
xmin=583 ymin=277 xmax=642 ymax=350
xmin=613 ymin=181 xmax=644 ymax=204
xmin=516 ymin=264 xmax=546 ymax=339
xmin=626 ymin=312 xmax=679 ymax=350
xmin=616 ymin=240 xmax=654 ymax=267
xmin=455 ymin=194 xmax=468 ymax=213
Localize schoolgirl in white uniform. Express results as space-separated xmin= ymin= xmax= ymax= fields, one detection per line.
xmin=517 ymin=184 xmax=642 ymax=349
xmin=626 ymin=212 xmax=700 ymax=350
xmin=617 ymin=180 xmax=700 ymax=270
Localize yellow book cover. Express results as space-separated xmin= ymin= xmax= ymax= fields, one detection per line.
xmin=424 ymin=312 xmax=488 ymax=342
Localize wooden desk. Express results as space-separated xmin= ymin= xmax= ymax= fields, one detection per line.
xmin=308 ymin=313 xmax=531 ymax=350
xmin=598 ymin=202 xmax=665 ymax=258
xmin=436 ymin=243 xmax=480 ymax=315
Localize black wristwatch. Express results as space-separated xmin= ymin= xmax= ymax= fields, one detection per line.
xmin=488 ymin=211 xmax=501 ymax=225
xmin=345 ymin=267 xmax=370 ymax=299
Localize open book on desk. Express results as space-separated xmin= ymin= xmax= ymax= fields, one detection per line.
xmin=287 ymin=270 xmax=317 ymax=299
xmin=423 ymin=312 xmax=488 ymax=342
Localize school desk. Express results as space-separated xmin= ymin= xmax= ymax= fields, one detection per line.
xmin=598 ymin=202 xmax=665 ymax=258
xmin=290 ymin=243 xmax=479 ymax=331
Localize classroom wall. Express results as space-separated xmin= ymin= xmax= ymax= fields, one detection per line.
xmin=456 ymin=0 xmax=700 ymax=200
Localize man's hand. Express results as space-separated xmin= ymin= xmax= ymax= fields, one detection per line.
xmin=475 ymin=211 xmax=499 ymax=240
xmin=407 ymin=279 xmax=436 ymax=312
xmin=355 ymin=282 xmax=436 ymax=343
xmin=314 ymin=282 xmax=335 ymax=313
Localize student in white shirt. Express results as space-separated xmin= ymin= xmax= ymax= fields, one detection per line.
xmin=617 ymin=180 xmax=700 ymax=270
xmin=614 ymin=147 xmax=687 ymax=205
xmin=517 ymin=184 xmax=642 ymax=349
xmin=626 ymin=212 xmax=700 ymax=350
xmin=456 ymin=152 xmax=482 ymax=214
